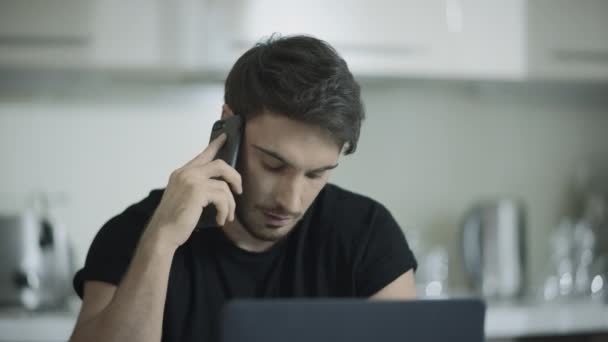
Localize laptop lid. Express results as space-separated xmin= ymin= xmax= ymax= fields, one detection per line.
xmin=221 ymin=299 xmax=485 ymax=342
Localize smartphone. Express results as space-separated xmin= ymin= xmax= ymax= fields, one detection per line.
xmin=196 ymin=115 xmax=244 ymax=230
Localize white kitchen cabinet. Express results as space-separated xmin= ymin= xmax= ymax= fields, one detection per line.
xmin=527 ymin=0 xmax=608 ymax=80
xmin=89 ymin=0 xmax=209 ymax=71
xmin=214 ymin=0 xmax=451 ymax=77
xmin=0 ymin=0 xmax=93 ymax=69
xmin=0 ymin=0 xmax=210 ymax=71
xmin=1 ymin=0 xmax=607 ymax=80
xmin=212 ymin=0 xmax=608 ymax=81
xmin=447 ymin=0 xmax=526 ymax=79
xmin=208 ymin=0 xmax=527 ymax=79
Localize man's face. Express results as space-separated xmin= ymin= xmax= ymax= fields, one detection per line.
xmin=234 ymin=111 xmax=341 ymax=242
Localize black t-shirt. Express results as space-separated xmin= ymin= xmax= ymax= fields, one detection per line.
xmin=73 ymin=183 xmax=417 ymax=342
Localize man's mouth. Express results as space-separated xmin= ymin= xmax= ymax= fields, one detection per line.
xmin=261 ymin=210 xmax=293 ymax=228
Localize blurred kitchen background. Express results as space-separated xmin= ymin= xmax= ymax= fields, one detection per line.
xmin=1 ymin=0 xmax=608 ymax=341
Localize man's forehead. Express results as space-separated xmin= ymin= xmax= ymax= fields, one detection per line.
xmin=246 ymin=112 xmax=340 ymax=149
xmin=244 ymin=115 xmax=340 ymax=170
xmin=252 ymin=144 xmax=339 ymax=172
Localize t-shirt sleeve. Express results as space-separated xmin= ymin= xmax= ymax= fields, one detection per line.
xmin=353 ymin=203 xmax=417 ymax=297
xmin=72 ymin=210 xmax=148 ymax=298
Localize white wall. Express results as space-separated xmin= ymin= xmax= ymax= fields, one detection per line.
xmin=1 ymin=80 xmax=607 ymax=294
xmin=334 ymin=80 xmax=608 ymax=291
xmin=0 ymin=83 xmax=225 ymax=264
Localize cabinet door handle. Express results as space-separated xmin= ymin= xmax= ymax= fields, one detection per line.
xmin=0 ymin=35 xmax=90 ymax=47
xmin=552 ymin=48 xmax=608 ymax=65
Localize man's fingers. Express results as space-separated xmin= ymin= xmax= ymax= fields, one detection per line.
xmin=184 ymin=133 xmax=227 ymax=168
xmin=200 ymin=160 xmax=243 ymax=195
xmin=206 ymin=180 xmax=237 ymax=226
xmin=225 ymin=183 xmax=236 ymax=222
xmin=204 ymin=187 xmax=229 ymax=226
xmin=174 ymin=131 xmax=241 ymax=227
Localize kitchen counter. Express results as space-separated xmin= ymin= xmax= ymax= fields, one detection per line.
xmin=0 ymin=309 xmax=77 ymax=342
xmin=485 ymin=300 xmax=608 ymax=339
xmin=1 ymin=301 xmax=606 ymax=341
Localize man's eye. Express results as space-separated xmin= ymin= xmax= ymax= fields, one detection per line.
xmin=263 ymin=163 xmax=284 ymax=172
xmin=306 ymin=172 xmax=323 ymax=180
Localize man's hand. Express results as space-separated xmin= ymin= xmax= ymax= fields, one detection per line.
xmin=145 ymin=133 xmax=243 ymax=251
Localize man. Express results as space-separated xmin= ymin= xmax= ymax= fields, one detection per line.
xmin=70 ymin=35 xmax=417 ymax=342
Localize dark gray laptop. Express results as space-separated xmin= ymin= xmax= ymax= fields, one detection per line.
xmin=221 ymin=299 xmax=485 ymax=342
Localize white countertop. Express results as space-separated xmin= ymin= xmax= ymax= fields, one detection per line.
xmin=486 ymin=300 xmax=608 ymax=339
xmin=1 ymin=301 xmax=606 ymax=341
xmin=0 ymin=310 xmax=77 ymax=342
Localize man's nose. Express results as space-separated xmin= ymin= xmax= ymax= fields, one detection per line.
xmin=275 ymin=174 xmax=303 ymax=214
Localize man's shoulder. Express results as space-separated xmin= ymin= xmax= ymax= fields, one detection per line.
xmin=97 ymin=189 xmax=165 ymax=236
xmin=320 ymin=183 xmax=382 ymax=209
xmin=74 ymin=189 xmax=166 ymax=298
xmin=316 ymin=183 xmax=388 ymax=225
xmin=306 ymin=184 xmax=402 ymax=260
xmin=123 ymin=188 xmax=165 ymax=217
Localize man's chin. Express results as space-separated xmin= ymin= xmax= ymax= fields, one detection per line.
xmin=235 ymin=207 xmax=300 ymax=243
xmin=244 ymin=224 xmax=292 ymax=243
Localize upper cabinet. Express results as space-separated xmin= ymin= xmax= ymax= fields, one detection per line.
xmin=208 ymin=0 xmax=528 ymax=80
xmin=0 ymin=0 xmax=93 ymax=69
xmin=210 ymin=0 xmax=608 ymax=81
xmin=0 ymin=0 xmax=606 ymax=80
xmin=527 ymin=0 xmax=608 ymax=80
xmin=0 ymin=0 xmax=209 ymax=71
xmin=89 ymin=0 xmax=209 ymax=71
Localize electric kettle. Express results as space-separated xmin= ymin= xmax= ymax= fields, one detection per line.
xmin=461 ymin=199 xmax=527 ymax=299
xmin=0 ymin=210 xmax=75 ymax=310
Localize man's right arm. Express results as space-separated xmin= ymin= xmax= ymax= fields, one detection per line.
xmin=69 ymin=228 xmax=174 ymax=342
xmin=69 ymin=132 xmax=243 ymax=342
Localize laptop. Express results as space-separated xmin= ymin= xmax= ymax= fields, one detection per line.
xmin=221 ymin=299 xmax=485 ymax=342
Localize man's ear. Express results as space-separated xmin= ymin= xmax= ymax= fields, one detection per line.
xmin=221 ymin=104 xmax=235 ymax=120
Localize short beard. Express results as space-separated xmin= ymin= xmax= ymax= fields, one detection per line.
xmin=234 ymin=201 xmax=284 ymax=243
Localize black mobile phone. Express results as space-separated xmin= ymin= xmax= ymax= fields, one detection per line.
xmin=196 ymin=115 xmax=244 ymax=229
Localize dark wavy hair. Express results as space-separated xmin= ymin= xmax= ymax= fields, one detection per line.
xmin=224 ymin=34 xmax=365 ymax=155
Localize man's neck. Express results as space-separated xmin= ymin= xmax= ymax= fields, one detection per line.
xmin=221 ymin=219 xmax=276 ymax=253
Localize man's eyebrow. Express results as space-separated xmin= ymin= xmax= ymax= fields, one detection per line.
xmin=253 ymin=145 xmax=339 ymax=173
xmin=253 ymin=145 xmax=291 ymax=165
xmin=310 ymin=163 xmax=339 ymax=173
